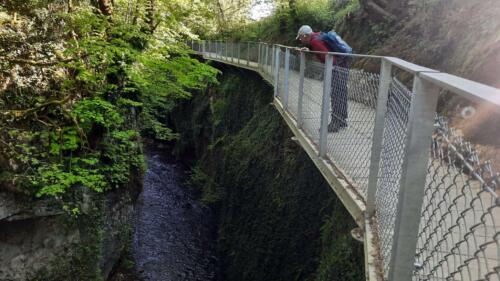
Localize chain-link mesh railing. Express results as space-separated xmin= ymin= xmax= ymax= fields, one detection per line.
xmin=300 ymin=53 xmax=324 ymax=144
xmin=188 ymin=41 xmax=500 ymax=281
xmin=326 ymin=60 xmax=380 ymax=197
xmin=286 ymin=50 xmax=300 ymax=119
xmin=276 ymin=47 xmax=286 ymax=102
xmin=375 ymin=76 xmax=414 ymax=276
xmin=413 ymin=116 xmax=500 ymax=281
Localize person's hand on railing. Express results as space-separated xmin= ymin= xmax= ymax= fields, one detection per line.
xmin=295 ymin=47 xmax=309 ymax=52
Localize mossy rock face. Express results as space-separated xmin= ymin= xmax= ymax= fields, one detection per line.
xmin=24 ymin=177 xmax=141 ymax=281
xmin=171 ymin=64 xmax=364 ymax=281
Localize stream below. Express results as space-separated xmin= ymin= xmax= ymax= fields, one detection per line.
xmin=132 ymin=148 xmax=217 ymax=281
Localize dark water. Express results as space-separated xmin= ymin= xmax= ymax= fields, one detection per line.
xmin=133 ymin=149 xmax=217 ymax=281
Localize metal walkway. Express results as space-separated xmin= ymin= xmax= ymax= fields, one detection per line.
xmin=188 ymin=40 xmax=500 ymax=281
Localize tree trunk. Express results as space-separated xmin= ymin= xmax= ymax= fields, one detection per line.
xmin=97 ymin=0 xmax=113 ymax=17
xmin=288 ymin=0 xmax=298 ymax=28
xmin=145 ymin=0 xmax=156 ymax=33
xmin=360 ymin=0 xmax=409 ymax=21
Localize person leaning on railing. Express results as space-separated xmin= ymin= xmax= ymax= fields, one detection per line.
xmin=296 ymin=25 xmax=349 ymax=133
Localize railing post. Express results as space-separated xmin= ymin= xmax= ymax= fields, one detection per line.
xmin=231 ymin=42 xmax=234 ymax=63
xmin=297 ymin=51 xmax=305 ymax=129
xmin=258 ymin=43 xmax=262 ymax=69
xmin=238 ymin=42 xmax=241 ymax=64
xmin=283 ymin=48 xmax=290 ymax=109
xmin=215 ymin=41 xmax=219 ymax=59
xmin=366 ymin=59 xmax=393 ymax=215
xmin=265 ymin=44 xmax=269 ymax=74
xmin=271 ymin=45 xmax=275 ymax=77
xmin=319 ymin=54 xmax=334 ymax=158
xmin=225 ymin=40 xmax=228 ymax=60
xmin=273 ymin=47 xmax=280 ymax=97
xmin=219 ymin=41 xmax=222 ymax=59
xmin=247 ymin=42 xmax=250 ymax=66
xmin=388 ymin=75 xmax=440 ymax=281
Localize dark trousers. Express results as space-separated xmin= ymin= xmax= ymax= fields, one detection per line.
xmin=330 ymin=64 xmax=349 ymax=127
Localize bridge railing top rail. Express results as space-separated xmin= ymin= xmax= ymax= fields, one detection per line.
xmin=189 ymin=40 xmax=500 ymax=103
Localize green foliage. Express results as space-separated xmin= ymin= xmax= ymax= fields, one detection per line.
xmin=227 ymin=0 xmax=362 ymax=47
xmin=0 ymin=0 xmax=219 ymax=279
xmin=100 ymin=130 xmax=145 ymax=187
xmin=73 ymin=98 xmax=124 ymax=132
xmin=0 ymin=1 xmax=218 ymax=201
xmin=128 ymin=54 xmax=219 ymax=140
xmin=33 ymin=158 xmax=106 ymax=197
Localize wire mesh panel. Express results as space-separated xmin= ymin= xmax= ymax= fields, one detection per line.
xmin=300 ymin=53 xmax=325 ymax=144
xmin=413 ymin=115 xmax=500 ymax=281
xmin=228 ymin=42 xmax=234 ymax=63
xmin=276 ymin=48 xmax=286 ymax=102
xmin=375 ymin=76 xmax=414 ymax=277
xmin=260 ymin=44 xmax=266 ymax=74
xmin=235 ymin=42 xmax=241 ymax=64
xmin=248 ymin=42 xmax=259 ymax=65
xmin=217 ymin=41 xmax=223 ymax=59
xmin=191 ymin=41 xmax=198 ymax=52
xmin=266 ymin=45 xmax=273 ymax=78
xmin=286 ymin=50 xmax=300 ymax=120
xmin=325 ymin=57 xmax=381 ymax=197
xmin=239 ymin=42 xmax=250 ymax=66
xmin=259 ymin=44 xmax=272 ymax=80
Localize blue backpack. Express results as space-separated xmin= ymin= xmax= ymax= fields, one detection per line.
xmin=318 ymin=31 xmax=353 ymax=54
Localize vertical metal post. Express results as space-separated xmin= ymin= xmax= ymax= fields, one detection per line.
xmin=216 ymin=41 xmax=219 ymax=59
xmin=388 ymin=75 xmax=440 ymax=281
xmin=273 ymin=47 xmax=280 ymax=97
xmin=225 ymin=41 xmax=228 ymax=60
xmin=238 ymin=42 xmax=241 ymax=64
xmin=231 ymin=42 xmax=234 ymax=63
xmin=271 ymin=45 xmax=275 ymax=78
xmin=366 ymin=59 xmax=393 ymax=215
xmin=283 ymin=48 xmax=290 ymax=109
xmin=319 ymin=54 xmax=334 ymax=158
xmin=247 ymin=42 xmax=250 ymax=66
xmin=202 ymin=40 xmax=206 ymax=54
xmin=265 ymin=44 xmax=269 ymax=74
xmin=257 ymin=43 xmax=262 ymax=69
xmin=297 ymin=51 xmax=305 ymax=129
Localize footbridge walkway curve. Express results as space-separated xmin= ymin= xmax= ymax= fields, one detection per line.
xmin=187 ymin=40 xmax=500 ymax=281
